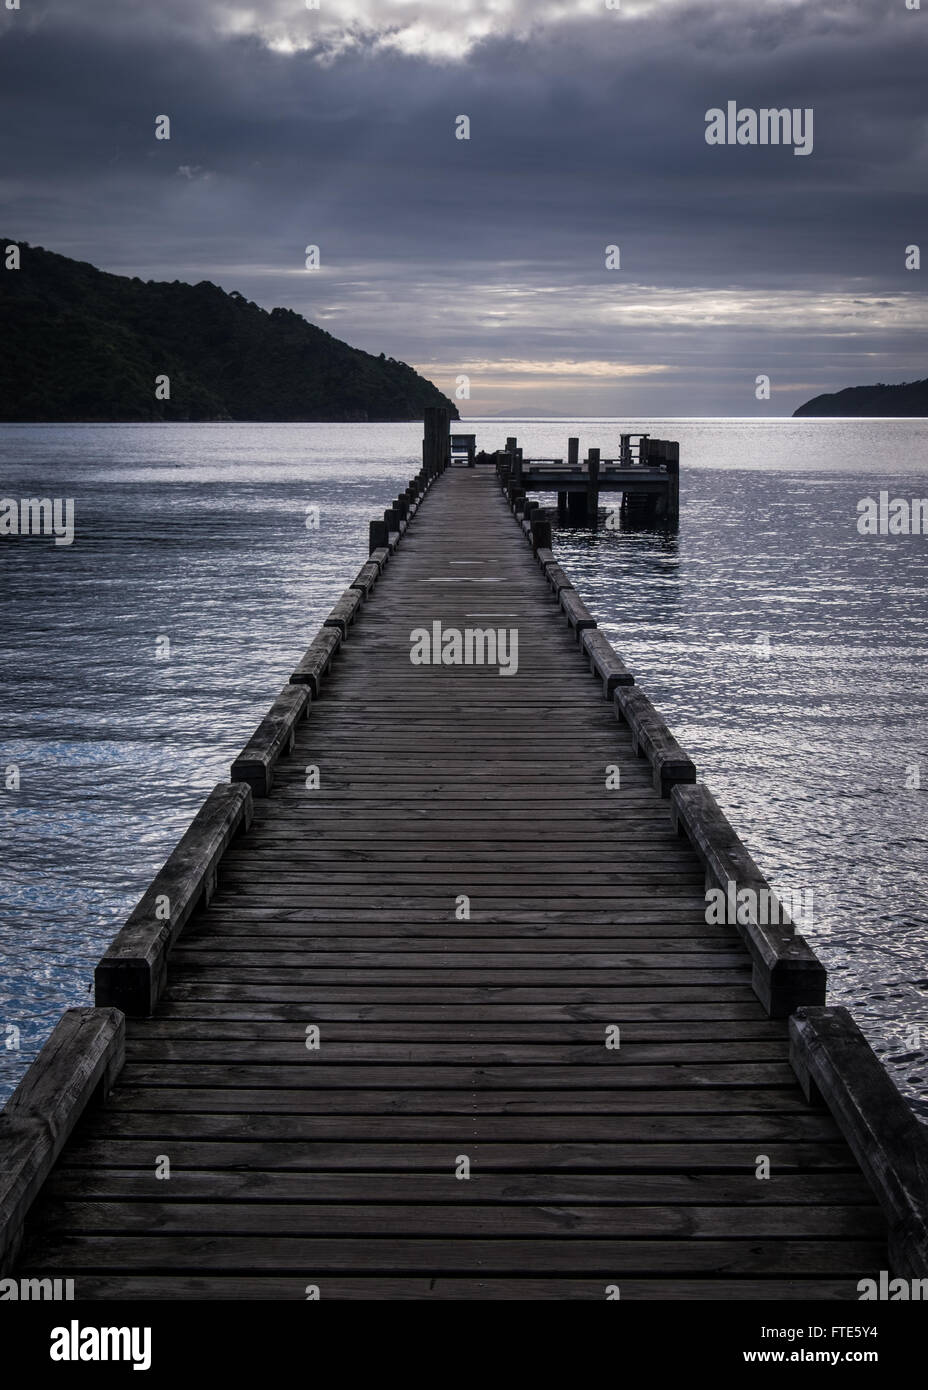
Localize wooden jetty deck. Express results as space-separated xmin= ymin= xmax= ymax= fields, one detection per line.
xmin=2 ymin=412 xmax=926 ymax=1300
xmin=501 ymin=433 xmax=679 ymax=526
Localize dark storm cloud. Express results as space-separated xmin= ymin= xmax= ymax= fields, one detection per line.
xmin=1 ymin=0 xmax=926 ymax=413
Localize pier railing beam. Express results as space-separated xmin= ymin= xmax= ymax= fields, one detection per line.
xmin=670 ymin=781 xmax=826 ymax=1017
xmin=790 ymin=1006 xmax=928 ymax=1279
xmin=95 ymin=782 xmax=254 ymax=1017
xmin=0 ymin=1007 xmax=125 ymax=1273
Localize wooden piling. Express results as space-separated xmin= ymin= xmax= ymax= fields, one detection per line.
xmin=587 ymin=447 xmax=600 ymax=527
xmin=423 ymin=405 xmax=450 ymax=477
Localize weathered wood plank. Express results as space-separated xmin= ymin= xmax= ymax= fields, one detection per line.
xmin=66 ymin=1114 xmax=843 ymax=1152
xmin=14 ymin=1275 xmax=865 ymax=1300
xmin=43 ymin=1171 xmax=874 ymax=1205
xmin=119 ymin=1039 xmax=789 ymax=1064
xmin=17 ymin=1235 xmax=885 ymax=1275
xmin=30 ymin=1201 xmax=884 ymax=1240
xmin=95 ymin=1087 xmax=818 ymax=1117
xmin=51 ymin=1137 xmax=861 ymax=1171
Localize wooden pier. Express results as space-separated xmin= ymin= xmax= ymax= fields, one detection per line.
xmin=493 ymin=433 xmax=680 ymax=527
xmin=1 ymin=409 xmax=926 ymax=1300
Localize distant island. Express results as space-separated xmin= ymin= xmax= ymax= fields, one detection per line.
xmin=0 ymin=239 xmax=458 ymax=423
xmin=793 ymin=379 xmax=928 ymax=417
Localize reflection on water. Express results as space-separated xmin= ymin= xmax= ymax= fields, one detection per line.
xmin=1 ymin=420 xmax=927 ymax=1117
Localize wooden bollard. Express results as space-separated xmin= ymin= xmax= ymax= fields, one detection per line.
xmin=508 ymin=438 xmax=523 ymax=486
xmin=369 ymin=518 xmax=389 ymax=553
xmin=532 ymin=518 xmax=552 ymax=552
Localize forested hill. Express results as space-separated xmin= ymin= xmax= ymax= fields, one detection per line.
xmin=0 ymin=239 xmax=458 ymax=423
xmin=793 ymin=379 xmax=928 ymax=417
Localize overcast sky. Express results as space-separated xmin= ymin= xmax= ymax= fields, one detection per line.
xmin=1 ymin=0 xmax=926 ymax=415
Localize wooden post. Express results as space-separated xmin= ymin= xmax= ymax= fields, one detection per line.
xmin=423 ymin=406 xmax=450 ymax=477
xmin=557 ymin=491 xmax=568 ymax=523
xmin=587 ymin=448 xmax=600 ymax=528
xmin=567 ymin=438 xmax=579 ymax=468
xmin=666 ymin=441 xmax=680 ymax=527
xmin=531 ymin=518 xmax=552 ymax=552
xmin=369 ymin=519 xmax=388 ymax=554
xmin=507 ymin=438 xmax=522 ymax=486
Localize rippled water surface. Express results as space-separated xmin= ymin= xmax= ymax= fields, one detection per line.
xmin=1 ymin=419 xmax=926 ymax=1113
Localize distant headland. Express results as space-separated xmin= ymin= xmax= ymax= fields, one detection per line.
xmin=793 ymin=379 xmax=928 ymax=418
xmin=0 ymin=239 xmax=458 ymax=423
